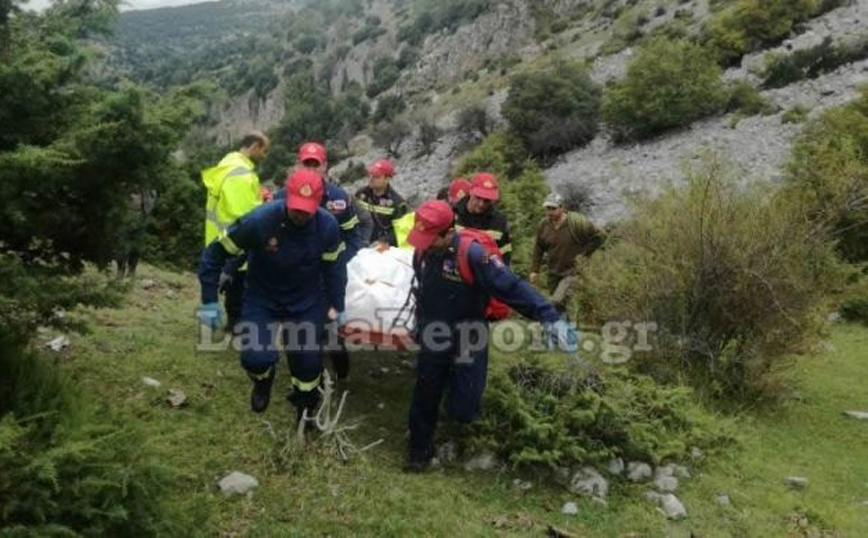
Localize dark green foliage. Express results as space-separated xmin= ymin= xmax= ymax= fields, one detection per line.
xmin=603 ymin=38 xmax=727 ymax=142
xmin=397 ymin=0 xmax=490 ymax=45
xmin=503 ymin=61 xmax=601 ymax=160
xmin=367 ymin=56 xmax=401 ymax=97
xmin=457 ymin=103 xmax=493 ymax=139
xmin=372 ymin=94 xmax=406 ymax=124
xmin=473 ymin=360 xmax=729 ymax=468
xmin=0 ymin=340 xmax=203 ymax=535
xmin=580 ymin=157 xmax=844 ymax=400
xmin=784 ymin=88 xmax=868 ymax=263
xmin=840 ymin=279 xmax=868 ymax=324
xmin=352 ymin=15 xmax=386 ymax=45
xmin=761 ymin=37 xmax=868 ymax=89
xmin=294 ymin=34 xmax=320 ymax=54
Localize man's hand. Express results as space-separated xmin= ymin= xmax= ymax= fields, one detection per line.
xmin=544 ymin=319 xmax=579 ymax=354
xmin=327 ymin=308 xmax=347 ymax=327
xmin=529 ymin=272 xmax=539 ymax=284
xmin=197 ymin=302 xmax=222 ymax=331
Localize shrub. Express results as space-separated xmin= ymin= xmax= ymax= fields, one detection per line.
xmin=578 ymin=156 xmax=844 ymax=401
xmin=603 ymin=38 xmax=728 ymax=142
xmin=366 ymin=57 xmax=401 ymax=98
xmin=0 ymin=342 xmax=201 ymax=535
xmin=472 ymin=360 xmax=730 ymax=469
xmin=417 ymin=119 xmax=442 ymax=157
xmin=457 ymin=103 xmax=493 ymax=139
xmin=503 ymin=60 xmax=601 ymax=160
xmin=294 ymin=34 xmax=320 ymax=54
xmin=784 ymin=88 xmax=868 ymax=262
xmin=372 ymin=94 xmax=406 ymax=123
xmin=707 ymin=0 xmax=821 ymax=65
xmin=781 ymin=104 xmax=810 ymax=123
xmin=761 ymin=37 xmax=868 ymax=89
xmin=726 ymin=80 xmax=776 ymax=116
xmin=398 ymin=0 xmax=491 ymax=45
xmin=372 ymin=119 xmax=411 ymax=158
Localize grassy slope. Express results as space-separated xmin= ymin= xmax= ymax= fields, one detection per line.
xmin=59 ymin=264 xmax=868 ymax=536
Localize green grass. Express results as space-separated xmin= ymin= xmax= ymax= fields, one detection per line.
xmin=56 ymin=264 xmax=868 ymax=536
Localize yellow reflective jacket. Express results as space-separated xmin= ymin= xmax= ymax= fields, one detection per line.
xmin=201 ymin=152 xmax=261 ymax=246
xmin=393 ymin=212 xmax=415 ymax=249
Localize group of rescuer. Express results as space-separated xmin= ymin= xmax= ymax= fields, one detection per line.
xmin=197 ymin=132 xmax=604 ymax=471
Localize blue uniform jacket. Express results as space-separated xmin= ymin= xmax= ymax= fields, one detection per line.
xmin=199 ymin=200 xmax=347 ymax=313
xmin=275 ymin=182 xmax=361 ymax=263
xmin=416 ymin=235 xmax=561 ymax=329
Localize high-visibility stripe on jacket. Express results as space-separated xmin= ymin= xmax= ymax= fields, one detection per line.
xmin=202 ymin=151 xmax=261 ymax=246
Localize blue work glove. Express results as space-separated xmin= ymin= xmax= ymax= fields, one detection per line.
xmin=544 ymin=319 xmax=580 ymax=354
xmin=197 ymin=302 xmax=222 ymax=331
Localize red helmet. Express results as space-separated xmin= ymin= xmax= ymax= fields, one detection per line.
xmin=368 ymin=159 xmax=396 ymax=179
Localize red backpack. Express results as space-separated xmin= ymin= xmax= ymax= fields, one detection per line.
xmin=455 ymin=229 xmax=511 ymax=321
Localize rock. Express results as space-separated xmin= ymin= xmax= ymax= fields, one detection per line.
xmin=653 ymin=474 xmax=679 ymax=493
xmin=627 ymin=462 xmax=653 ymax=482
xmin=140 ymin=279 xmax=156 ymax=290
xmin=165 ymin=289 xmax=178 ymax=300
xmin=437 ymin=441 xmax=458 ymax=464
xmin=142 ymin=377 xmax=162 ymax=388
xmin=380 ymin=367 xmax=390 ymax=375
xmin=716 ymin=494 xmax=732 ymax=506
xmin=673 ymin=465 xmax=691 ymax=479
xmin=464 ymin=452 xmax=498 ymax=472
xmin=656 ymin=464 xmax=675 ymax=477
xmin=569 ymin=467 xmax=609 ymax=498
xmin=46 ymin=335 xmax=70 ymax=352
xmin=377 ymin=402 xmax=385 ymax=410
xmin=553 ymin=466 xmax=571 ymax=485
xmin=690 ymin=447 xmax=705 ymax=460
xmin=646 ymin=491 xmax=663 ymax=503
xmin=660 ymin=494 xmax=687 ymax=520
xmin=513 ymin=478 xmax=533 ymax=493
xmin=217 ymin=471 xmax=259 ymax=496
xmin=844 ymin=411 xmax=868 ymax=420
xmin=607 ymin=458 xmax=625 ymax=476
xmin=400 ymin=359 xmax=415 ymax=370
xmin=785 ymin=476 xmax=809 ymax=489
xmin=561 ymin=501 xmax=579 ymax=516
xmin=827 ymin=311 xmax=842 ymax=322
xmin=167 ymin=389 xmax=188 ymax=408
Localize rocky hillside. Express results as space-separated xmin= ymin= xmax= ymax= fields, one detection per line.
xmin=114 ymin=0 xmax=868 ymax=222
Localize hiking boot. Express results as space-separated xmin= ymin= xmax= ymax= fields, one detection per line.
xmin=331 ymin=348 xmax=350 ymax=381
xmin=249 ymin=369 xmax=275 ymax=413
xmin=288 ymin=387 xmax=322 ymax=426
xmin=403 ymin=446 xmax=434 ymax=474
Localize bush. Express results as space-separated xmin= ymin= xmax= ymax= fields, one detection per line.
xmin=372 ymin=94 xmax=406 ymax=123
xmin=761 ymin=37 xmax=868 ymax=89
xmin=457 ymin=103 xmax=493 ymax=139
xmin=366 ymin=57 xmax=401 ymax=98
xmin=784 ymin=88 xmax=868 ymax=262
xmin=0 ymin=341 xmax=201 ymax=535
xmin=707 ymin=0 xmax=821 ymax=65
xmin=472 ymin=360 xmax=729 ymax=469
xmin=603 ymin=38 xmax=728 ymax=142
xmin=578 ymin=156 xmax=844 ymax=401
xmin=781 ymin=104 xmax=810 ymax=124
xmin=372 ymin=119 xmax=411 ymax=158
xmin=726 ymin=80 xmax=776 ymax=116
xmin=503 ymin=60 xmax=601 ymax=160
xmin=294 ymin=34 xmax=320 ymax=54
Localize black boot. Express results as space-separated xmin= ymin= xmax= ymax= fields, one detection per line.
xmin=403 ymin=445 xmax=434 ymax=474
xmin=331 ymin=347 xmax=350 ymax=381
xmin=288 ymin=387 xmax=322 ymax=425
xmin=248 ymin=368 xmax=275 ymax=413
